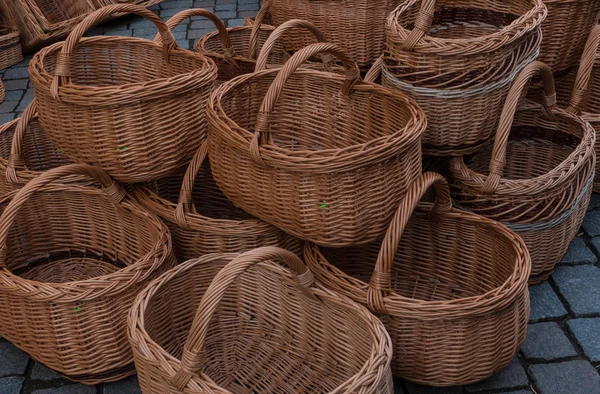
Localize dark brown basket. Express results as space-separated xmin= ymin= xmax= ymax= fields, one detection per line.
xmin=304 ymin=173 xmax=531 ymax=386
xmin=29 ymin=4 xmax=217 ymax=183
xmin=207 ymin=43 xmax=425 ymax=247
xmin=0 ymin=25 xmax=23 ymax=70
xmin=0 ymin=164 xmax=175 ymax=384
xmin=128 ymin=247 xmax=394 ymax=393
xmin=450 ymin=62 xmax=596 ymax=283
xmin=132 ymin=139 xmax=302 ymax=262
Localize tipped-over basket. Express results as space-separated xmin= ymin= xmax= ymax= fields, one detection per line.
xmin=132 ymin=138 xmax=302 ymax=262
xmin=129 ymin=247 xmax=394 ymax=393
xmin=0 ymin=164 xmax=175 ymax=384
xmin=207 ymin=43 xmax=425 ymax=247
xmin=304 ymin=172 xmax=531 ymax=386
xmin=450 ymin=62 xmax=596 ymax=283
xmin=29 ymin=4 xmax=218 ymax=182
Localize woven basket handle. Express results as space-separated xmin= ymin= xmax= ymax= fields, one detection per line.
xmin=246 ymin=1 xmax=272 ymax=59
xmin=402 ymin=0 xmax=436 ymax=51
xmin=567 ymin=25 xmax=600 ymax=115
xmin=173 ymin=139 xmax=209 ymax=229
xmin=480 ymin=61 xmax=557 ymax=194
xmin=366 ymin=172 xmax=451 ymax=314
xmin=5 ymin=100 xmax=38 ymax=184
xmin=169 ymin=246 xmax=315 ymax=391
xmin=254 ymin=19 xmax=332 ymax=71
xmin=50 ymin=4 xmax=178 ymax=99
xmin=250 ymin=43 xmax=361 ymax=166
xmin=0 ymin=164 xmax=127 ymax=268
xmin=364 ymin=56 xmax=383 ymax=83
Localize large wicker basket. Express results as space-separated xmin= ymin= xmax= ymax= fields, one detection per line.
xmin=129 ymin=247 xmax=394 ymax=393
xmin=132 ymin=138 xmax=302 ymax=262
xmin=207 ymin=43 xmax=425 ymax=247
xmin=304 ymin=172 xmax=531 ymax=386
xmin=450 ymin=62 xmax=596 ymax=283
xmin=0 ymin=25 xmax=23 ymax=70
xmin=0 ymin=164 xmax=175 ymax=384
xmin=383 ymin=0 xmax=546 ymax=155
xmin=29 ymin=4 xmax=217 ymax=183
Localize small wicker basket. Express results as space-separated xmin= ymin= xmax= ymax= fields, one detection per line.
xmin=0 ymin=25 xmax=23 ymax=70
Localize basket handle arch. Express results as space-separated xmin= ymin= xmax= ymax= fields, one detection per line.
xmin=364 ymin=55 xmax=383 ymax=83
xmin=5 ymin=100 xmax=38 ymax=184
xmin=50 ymin=4 xmax=179 ymax=99
xmin=567 ymin=25 xmax=600 ymax=115
xmin=0 ymin=164 xmax=127 ymax=267
xmin=173 ymin=139 xmax=209 ymax=229
xmin=253 ymin=19 xmax=332 ymax=71
xmin=246 ymin=1 xmax=272 ymax=59
xmin=479 ymin=61 xmax=557 ymax=194
xmin=366 ymin=172 xmax=452 ymax=313
xmin=402 ymin=0 xmax=437 ymax=51
xmin=168 ymin=246 xmax=316 ymax=391
xmin=250 ymin=42 xmax=361 ymax=167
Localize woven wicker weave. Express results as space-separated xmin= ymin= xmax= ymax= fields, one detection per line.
xmin=29 ymin=4 xmax=217 ymax=183
xmin=207 ymin=43 xmax=425 ymax=247
xmin=0 ymin=80 xmax=3 ymax=104
xmin=450 ymin=62 xmax=596 ymax=283
xmin=0 ymin=164 xmax=175 ymax=384
xmin=0 ymin=25 xmax=23 ymax=70
xmin=132 ymin=139 xmax=302 ymax=262
xmin=538 ymin=0 xmax=600 ymax=73
xmin=129 ymin=247 xmax=394 ymax=393
xmin=305 ymin=172 xmax=531 ymax=386
xmin=270 ymin=0 xmax=401 ymax=68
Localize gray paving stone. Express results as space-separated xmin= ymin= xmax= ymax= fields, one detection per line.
xmin=104 ymin=374 xmax=142 ymax=394
xmin=129 ymin=17 xmax=159 ymax=29
xmin=465 ymin=357 xmax=528 ymax=392
xmin=590 ymin=236 xmax=600 ymax=255
xmin=103 ymin=30 xmax=133 ymax=37
xmin=553 ymin=265 xmax=600 ymax=316
xmin=194 ymin=0 xmax=215 ymax=6
xmin=583 ymin=210 xmax=600 ymax=236
xmin=238 ymin=2 xmax=259 ymax=11
xmin=161 ymin=0 xmax=194 ymax=8
xmin=0 ymin=113 xmax=16 ymax=124
xmin=31 ymin=362 xmax=63 ymax=382
xmin=502 ymin=391 xmax=532 ymax=394
xmin=529 ymin=360 xmax=600 ymax=394
xmin=188 ymin=28 xmax=213 ymax=39
xmin=0 ymin=343 xmax=29 ymax=377
xmin=215 ymin=10 xmax=237 ymax=18
xmin=521 ymin=322 xmax=577 ymax=360
xmin=0 ymin=377 xmax=24 ymax=394
xmin=405 ymin=381 xmax=462 ymax=393
xmin=227 ymin=18 xmax=245 ymax=26
xmin=529 ymin=281 xmax=568 ymax=322
xmin=589 ymin=193 xmax=600 ymax=209
xmin=32 ymin=385 xmax=96 ymax=394
xmin=2 ymin=79 xmax=28 ymax=91
xmin=561 ymin=237 xmax=597 ymax=265
xmin=2 ymin=90 xmax=22 ymax=102
xmin=16 ymin=99 xmax=32 ymax=113
xmin=568 ymin=318 xmax=600 ymax=362
xmin=3 ymin=67 xmax=28 ymax=80
xmin=191 ymin=19 xmax=220 ymax=29
xmin=160 ymin=8 xmax=184 ymax=17
xmin=237 ymin=10 xmax=257 ymax=18
xmin=0 ymin=100 xmax=19 ymax=114
xmin=215 ymin=2 xmax=236 ymax=11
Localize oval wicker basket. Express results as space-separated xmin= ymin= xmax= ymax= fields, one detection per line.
xmin=132 ymin=138 xmax=302 ymax=262
xmin=450 ymin=62 xmax=596 ymax=283
xmin=304 ymin=172 xmax=531 ymax=386
xmin=129 ymin=247 xmax=394 ymax=393
xmin=0 ymin=25 xmax=23 ymax=70
xmin=207 ymin=43 xmax=425 ymax=247
xmin=0 ymin=164 xmax=175 ymax=384
xmin=28 ymin=4 xmax=218 ymax=183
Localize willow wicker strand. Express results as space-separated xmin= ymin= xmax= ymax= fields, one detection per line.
xmin=0 ymin=25 xmax=23 ymax=69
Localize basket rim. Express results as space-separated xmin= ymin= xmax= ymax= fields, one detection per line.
xmin=208 ymin=67 xmax=426 ymax=171
xmin=128 ymin=252 xmax=393 ymax=392
xmin=448 ymin=102 xmax=596 ymax=196
xmin=386 ymin=0 xmax=547 ymax=56
xmin=0 ymin=25 xmax=21 ymax=44
xmin=304 ymin=204 xmax=531 ymax=320
xmin=29 ymin=36 xmax=218 ymax=105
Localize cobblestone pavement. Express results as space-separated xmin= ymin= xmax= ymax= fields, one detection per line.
xmin=1 ymin=0 xmax=600 ymax=393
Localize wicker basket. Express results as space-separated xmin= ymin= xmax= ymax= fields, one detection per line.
xmin=129 ymin=247 xmax=394 ymax=393
xmin=383 ymin=0 xmax=546 ymax=155
xmin=304 ymin=172 xmax=531 ymax=386
xmin=0 ymin=25 xmax=23 ymax=70
xmin=207 ymin=43 xmax=425 ymax=247
xmin=269 ymin=0 xmax=401 ymax=68
xmin=29 ymin=4 xmax=217 ymax=183
xmin=0 ymin=164 xmax=175 ymax=384
xmin=450 ymin=62 xmax=596 ymax=283
xmin=132 ymin=139 xmax=302 ymax=262
xmin=538 ymin=0 xmax=600 ymax=73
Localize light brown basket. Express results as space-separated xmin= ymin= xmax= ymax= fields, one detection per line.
xmin=207 ymin=43 xmax=425 ymax=247
xmin=0 ymin=164 xmax=175 ymax=384
xmin=132 ymin=138 xmax=302 ymax=262
xmin=128 ymin=247 xmax=394 ymax=394
xmin=304 ymin=172 xmax=531 ymax=386
xmin=0 ymin=25 xmax=23 ymax=70
xmin=269 ymin=0 xmax=401 ymax=68
xmin=29 ymin=4 xmax=217 ymax=183
xmin=450 ymin=62 xmax=596 ymax=283
xmin=538 ymin=0 xmax=600 ymax=73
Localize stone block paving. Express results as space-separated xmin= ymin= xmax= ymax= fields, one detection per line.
xmin=0 ymin=0 xmax=599 ymax=393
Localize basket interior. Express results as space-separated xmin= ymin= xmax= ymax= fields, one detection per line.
xmin=142 ymin=256 xmax=379 ymax=393
xmin=218 ymin=72 xmax=418 ymax=152
xmin=318 ymin=208 xmax=518 ymax=301
xmin=30 ymin=0 xmax=95 ymax=24
xmin=3 ymin=187 xmax=163 ymax=283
